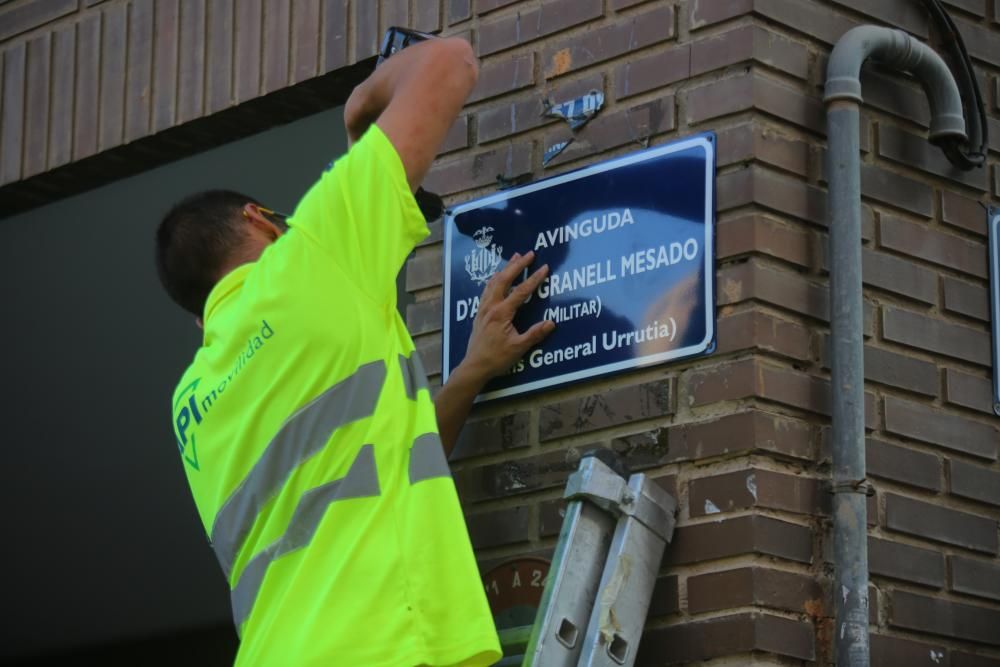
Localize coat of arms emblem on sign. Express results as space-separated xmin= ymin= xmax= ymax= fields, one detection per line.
xmin=465 ymin=226 xmax=503 ymax=285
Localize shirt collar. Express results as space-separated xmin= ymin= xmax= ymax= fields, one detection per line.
xmin=203 ymin=263 xmax=254 ymax=327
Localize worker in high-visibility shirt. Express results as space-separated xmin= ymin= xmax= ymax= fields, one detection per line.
xmin=154 ymin=36 xmax=554 ymax=666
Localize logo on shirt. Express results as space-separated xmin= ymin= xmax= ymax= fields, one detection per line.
xmin=172 ymin=319 xmax=276 ymax=471
xmin=174 ymin=378 xmax=204 ymax=471
xmin=464 ymin=227 xmax=503 ymax=285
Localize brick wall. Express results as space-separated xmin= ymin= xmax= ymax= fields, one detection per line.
xmin=3 ymin=0 xmax=999 ymax=664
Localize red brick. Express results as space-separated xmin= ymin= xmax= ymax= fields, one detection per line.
xmin=717 ymin=259 xmax=827 ymax=321
xmin=868 ymin=536 xmax=945 ymax=588
xmin=290 ymin=0 xmax=320 ymax=84
xmin=818 ymin=339 xmax=939 ymax=397
xmin=205 ymin=0 xmax=234 ymax=113
xmin=467 ymin=53 xmax=534 ymax=103
xmin=538 ymin=379 xmax=673 ymax=442
xmin=866 ymin=437 xmax=942 ymax=492
xmin=716 ymin=214 xmax=811 ymax=268
xmin=406 ymin=298 xmax=442 ymax=335
xmin=689 ymin=0 xmax=752 ymax=30
xmin=945 ymin=367 xmax=995 ymax=415
xmin=690 ymin=24 xmax=809 ymax=80
xmin=541 ymin=95 xmax=675 ymax=168
xmin=465 ymin=506 xmax=529 ymax=549
xmin=647 ymin=575 xmax=679 ymax=617
xmin=75 ymin=13 xmax=102 ymax=157
xmin=943 ymin=0 xmax=987 ymax=15
xmin=950 ymin=555 xmax=1000 ymax=602
xmin=637 ymin=612 xmax=815 ymax=664
xmin=176 ymin=0 xmax=207 ymax=124
xmin=406 ymin=247 xmax=443 ymax=292
xmin=353 ymin=0 xmax=378 ymax=60
xmin=890 ymin=590 xmax=1000 ymax=645
xmin=881 ymin=215 xmax=988 ymax=279
xmin=0 ymin=0 xmax=77 ymax=42
xmin=0 ymin=43 xmax=24 ymax=185
xmin=414 ymin=335 xmax=442 ymax=376
xmin=853 ymin=344 xmax=937 ymax=397
xmin=885 ymin=396 xmax=997 ymax=460
xmin=687 ymin=567 xmax=821 ymax=614
xmin=859 ymin=248 xmax=938 ymax=305
xmin=609 ymin=411 xmax=815 ymax=467
xmin=124 ymin=0 xmax=154 ymax=143
xmin=424 ymin=142 xmax=532 ymax=196
xmin=23 ymin=34 xmax=50 ymax=179
xmin=942 ymin=276 xmax=990 ymax=322
xmin=613 ymin=44 xmax=690 ymax=100
xmin=954 ymin=15 xmax=1000 ymax=67
xmin=688 ymin=72 xmax=824 ymax=134
xmin=667 ymin=515 xmax=812 ymax=565
xmin=949 ymin=459 xmax=1000 ymax=508
xmin=861 ymin=164 xmax=934 ymax=218
xmin=412 ymin=0 xmax=441 ymax=32
xmin=475 ymin=0 xmax=522 ymax=14
xmin=48 ymin=25 xmax=75 ymax=169
xmin=448 ymin=0 xmax=471 ymax=25
xmin=543 ymin=4 xmax=674 ymax=79
xmin=716 ymin=308 xmax=811 ymax=361
xmin=716 ymin=123 xmax=810 ymax=175
xmin=450 ymin=410 xmax=530 ymax=462
xmin=477 ymin=0 xmax=603 ymax=56
xmin=262 ymin=0 xmax=290 ymax=94
xmin=719 ymin=257 xmax=878 ymax=335
xmin=380 ymin=0 xmax=408 ymax=34
xmin=454 ymin=448 xmax=580 ymax=502
xmin=322 ymin=0 xmax=348 ymax=73
xmin=870 ymin=634 xmax=949 ymax=667
xmin=942 ymin=189 xmax=989 ymax=236
xmin=879 ymin=123 xmax=989 ymax=191
xmin=717 ymin=166 xmax=829 ymax=228
xmin=886 ymin=493 xmax=998 ymax=554
xmin=439 ymin=115 xmax=469 ymax=154
xmin=953 ymin=652 xmax=1000 ymax=667
xmin=690 ymin=357 xmax=878 ymax=426
xmin=754 ymin=0 xmax=859 ymax=46
xmin=235 ymin=0 xmax=263 ymax=103
xmin=882 ymin=305 xmax=991 ymax=367
xmin=690 ymin=469 xmax=822 ymax=517
xmin=829 ymin=0 xmax=928 ymax=37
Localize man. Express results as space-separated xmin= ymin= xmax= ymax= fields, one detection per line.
xmin=155 ymin=36 xmax=554 ymax=666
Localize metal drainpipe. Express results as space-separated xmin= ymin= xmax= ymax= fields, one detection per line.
xmin=824 ymin=27 xmax=966 ymax=667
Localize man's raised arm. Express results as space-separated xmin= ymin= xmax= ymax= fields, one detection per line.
xmin=343 ymin=37 xmax=478 ymax=191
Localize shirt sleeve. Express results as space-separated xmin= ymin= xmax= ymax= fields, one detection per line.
xmin=287 ymin=124 xmax=428 ymax=303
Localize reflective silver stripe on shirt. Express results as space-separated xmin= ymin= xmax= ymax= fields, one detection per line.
xmin=399 ymin=352 xmax=429 ymax=401
xmin=230 ymin=443 xmax=380 ymax=633
xmin=211 ymin=360 xmax=386 ymax=578
xmin=408 ymin=432 xmax=451 ymax=484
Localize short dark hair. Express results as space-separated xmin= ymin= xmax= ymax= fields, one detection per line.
xmin=155 ymin=189 xmax=256 ymax=316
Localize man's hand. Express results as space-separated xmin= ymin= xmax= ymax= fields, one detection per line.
xmin=463 ymin=251 xmax=555 ymax=381
xmin=434 ymin=251 xmax=555 ymax=455
xmin=343 ymin=37 xmax=478 ymax=189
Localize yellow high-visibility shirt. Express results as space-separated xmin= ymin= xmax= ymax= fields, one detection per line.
xmin=170 ymin=125 xmax=501 ymax=667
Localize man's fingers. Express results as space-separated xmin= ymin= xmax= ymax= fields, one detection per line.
xmin=496 ymin=251 xmax=535 ymax=291
xmin=515 ymin=319 xmax=556 ymax=351
xmin=481 ymin=251 xmax=526 ymax=306
xmin=502 ymin=263 xmax=549 ymax=313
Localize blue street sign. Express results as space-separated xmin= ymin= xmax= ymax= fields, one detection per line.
xmin=988 ymin=207 xmax=1000 ymax=416
xmin=443 ymin=133 xmax=717 ymax=402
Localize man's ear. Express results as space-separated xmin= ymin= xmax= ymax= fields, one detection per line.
xmin=196 ymin=317 xmax=204 ymax=330
xmin=243 ymin=203 xmax=284 ymax=240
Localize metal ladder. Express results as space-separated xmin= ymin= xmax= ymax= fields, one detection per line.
xmin=497 ymin=450 xmax=677 ymax=667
